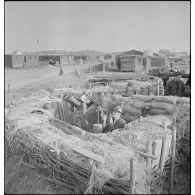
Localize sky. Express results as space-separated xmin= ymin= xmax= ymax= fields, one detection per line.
xmin=5 ymin=1 xmax=190 ymax=53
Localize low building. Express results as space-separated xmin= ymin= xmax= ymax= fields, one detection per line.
xmin=25 ymin=55 xmax=39 ymax=67
xmin=67 ymin=55 xmax=75 ymax=64
xmin=117 ymin=55 xmax=143 ymax=72
xmin=116 ymin=53 xmax=165 ymax=72
xmin=158 ymin=49 xmax=171 ymax=57
xmin=146 ymin=56 xmax=165 ymax=68
xmin=104 ymin=54 xmax=112 ymax=60
xmin=5 ymin=54 xmax=25 ymax=68
xmin=60 ymin=55 xmax=69 ymax=65
xmin=123 ymin=50 xmax=144 ymax=56
xmin=97 ymin=55 xmax=105 ymax=62
xmin=167 ymin=57 xmax=183 ymax=64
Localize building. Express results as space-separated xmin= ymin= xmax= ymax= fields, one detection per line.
xmin=97 ymin=55 xmax=105 ymax=62
xmin=24 ymin=55 xmax=39 ymax=67
xmin=167 ymin=57 xmax=183 ymax=64
xmin=60 ymin=55 xmax=69 ymax=65
xmin=146 ymin=56 xmax=165 ymax=68
xmin=123 ymin=50 xmax=144 ymax=56
xmin=5 ymin=54 xmax=25 ymax=68
xmin=104 ymin=54 xmax=112 ymax=60
xmin=117 ymin=55 xmax=143 ymax=72
xmin=116 ymin=51 xmax=165 ymax=72
xmin=158 ymin=49 xmax=171 ymax=57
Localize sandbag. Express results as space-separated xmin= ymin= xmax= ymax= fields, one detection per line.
xmin=126 ymin=86 xmax=136 ymax=96
xmin=151 ymin=108 xmax=169 ymax=115
xmin=118 ymin=97 xmax=133 ymax=103
xmin=135 ymin=88 xmax=141 ymax=95
xmin=148 ymin=85 xmax=155 ymax=95
xmin=176 ymin=97 xmax=190 ymax=104
xmin=131 ymin=100 xmax=144 ymax=109
xmin=132 ymin=95 xmax=154 ymax=102
xmin=141 ymin=87 xmax=149 ymax=95
xmin=143 ymin=115 xmax=172 ymax=126
xmin=151 ymin=101 xmax=176 ymax=114
xmin=110 ymin=94 xmax=123 ymax=101
xmin=122 ymin=105 xmax=142 ymax=116
xmin=153 ymin=96 xmax=179 ymax=105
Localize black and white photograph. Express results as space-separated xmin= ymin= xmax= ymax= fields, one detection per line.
xmin=4 ymin=1 xmax=191 ymax=194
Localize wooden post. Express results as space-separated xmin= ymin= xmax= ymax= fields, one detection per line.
xmin=146 ymin=140 xmax=152 ymax=168
xmin=129 ymin=158 xmax=134 ymax=194
xmin=151 ymin=141 xmax=157 ymax=167
xmin=97 ymin=110 xmax=99 ymax=124
xmin=8 ymin=80 xmax=10 ymax=105
xmin=170 ymin=123 xmax=176 ymax=194
xmin=159 ymin=120 xmax=167 ymax=172
xmin=157 ymin=79 xmax=160 ymax=96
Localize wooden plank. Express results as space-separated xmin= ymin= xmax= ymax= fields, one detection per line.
xmin=71 ymin=145 xmax=105 ymax=164
xmin=151 ymin=139 xmax=162 ymax=168
xmin=146 ymin=140 xmax=152 ymax=168
xmin=134 ymin=150 xmax=157 ymax=160
xmin=129 ymin=158 xmax=134 ymax=194
xmin=170 ymin=125 xmax=176 ymax=194
xmin=151 ymin=141 xmax=156 ymax=167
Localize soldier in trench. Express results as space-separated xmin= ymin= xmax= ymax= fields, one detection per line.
xmin=101 ymin=105 xmax=126 ymax=133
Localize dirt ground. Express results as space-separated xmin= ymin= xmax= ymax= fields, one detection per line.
xmin=5 ymin=63 xmax=100 ymax=106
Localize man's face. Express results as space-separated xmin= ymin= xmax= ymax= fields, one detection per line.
xmin=112 ymin=111 xmax=121 ymax=119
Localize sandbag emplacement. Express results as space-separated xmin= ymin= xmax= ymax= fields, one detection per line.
xmin=151 ymin=101 xmax=176 ymax=114
xmin=153 ymin=96 xmax=179 ymax=105
xmin=132 ymin=95 xmax=154 ymax=102
xmin=131 ymin=100 xmax=144 ymax=109
xmin=176 ymin=97 xmax=190 ymax=104
xmin=150 ymin=108 xmax=169 ymax=116
xmin=123 ymin=105 xmax=142 ymax=116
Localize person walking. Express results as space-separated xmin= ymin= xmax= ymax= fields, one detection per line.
xmin=59 ymin=62 xmax=63 ymax=76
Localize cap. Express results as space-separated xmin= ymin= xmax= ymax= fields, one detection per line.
xmin=113 ymin=105 xmax=123 ymax=114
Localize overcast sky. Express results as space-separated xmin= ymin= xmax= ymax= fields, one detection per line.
xmin=5 ymin=1 xmax=190 ymax=53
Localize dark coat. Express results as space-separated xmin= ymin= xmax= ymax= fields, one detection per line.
xmin=164 ymin=79 xmax=185 ymax=97
xmin=103 ymin=117 xmax=126 ymax=133
xmin=185 ymin=73 xmax=191 ymax=88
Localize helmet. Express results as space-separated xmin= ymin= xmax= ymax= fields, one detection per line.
xmin=113 ymin=105 xmax=123 ymax=114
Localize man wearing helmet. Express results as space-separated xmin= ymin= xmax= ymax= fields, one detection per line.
xmin=102 ymin=105 xmax=126 ymax=133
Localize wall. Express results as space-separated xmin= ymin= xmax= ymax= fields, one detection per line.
xmin=134 ymin=56 xmax=143 ymax=72
xmin=150 ymin=57 xmax=165 ymax=67
xmin=60 ymin=55 xmax=69 ymax=65
xmin=68 ymin=56 xmax=75 ymax=64
xmin=118 ymin=56 xmax=136 ymax=72
xmin=5 ymin=55 xmax=12 ymax=68
xmin=25 ymin=55 xmax=39 ymax=67
xmin=12 ymin=55 xmax=25 ymax=68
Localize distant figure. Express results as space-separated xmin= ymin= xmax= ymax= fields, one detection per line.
xmin=59 ymin=64 xmax=63 ymax=76
xmin=75 ymin=68 xmax=81 ymax=78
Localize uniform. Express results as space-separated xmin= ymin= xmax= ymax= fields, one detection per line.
xmin=102 ymin=117 xmax=126 ymax=133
